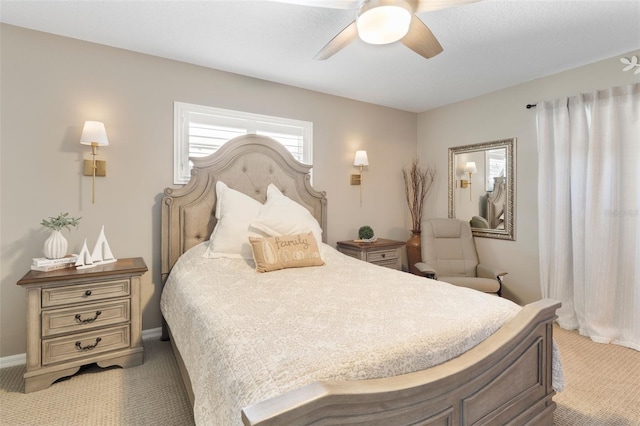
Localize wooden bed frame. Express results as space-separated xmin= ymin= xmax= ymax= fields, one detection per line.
xmin=161 ymin=134 xmax=559 ymax=425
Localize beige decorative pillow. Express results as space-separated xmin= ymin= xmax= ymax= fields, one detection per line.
xmin=249 ymin=232 xmax=324 ymax=273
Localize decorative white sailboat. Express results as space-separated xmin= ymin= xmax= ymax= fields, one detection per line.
xmin=91 ymin=225 xmax=117 ymax=265
xmin=75 ymin=239 xmax=96 ymax=269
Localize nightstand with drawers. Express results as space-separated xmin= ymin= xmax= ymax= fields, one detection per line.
xmin=17 ymin=257 xmax=148 ymax=393
xmin=336 ymin=238 xmax=405 ymax=270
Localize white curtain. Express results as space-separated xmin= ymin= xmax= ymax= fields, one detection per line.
xmin=537 ymin=83 xmax=640 ymax=351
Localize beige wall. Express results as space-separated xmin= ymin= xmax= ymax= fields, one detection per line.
xmin=418 ymin=49 xmax=640 ymax=305
xmin=0 ymin=24 xmax=417 ymax=357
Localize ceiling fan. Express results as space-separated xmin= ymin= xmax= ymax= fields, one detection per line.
xmin=273 ymin=0 xmax=480 ymax=60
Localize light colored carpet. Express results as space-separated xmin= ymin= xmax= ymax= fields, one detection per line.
xmin=552 ymin=326 xmax=640 ymax=425
xmin=0 ymin=326 xmax=638 ymax=425
xmin=0 ymin=340 xmax=194 ymax=425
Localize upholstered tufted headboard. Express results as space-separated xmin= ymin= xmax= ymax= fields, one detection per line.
xmin=160 ymin=134 xmax=327 ymax=282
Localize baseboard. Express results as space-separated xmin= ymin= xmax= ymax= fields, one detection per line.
xmin=0 ymin=326 xmax=163 ymax=369
xmin=0 ymin=353 xmax=26 ymax=369
xmin=142 ymin=327 xmax=163 ymax=341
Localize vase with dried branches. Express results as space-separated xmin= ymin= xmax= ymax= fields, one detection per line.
xmin=403 ymin=159 xmax=436 ymax=275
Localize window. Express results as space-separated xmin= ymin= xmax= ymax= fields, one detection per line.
xmin=174 ymin=102 xmax=313 ymax=184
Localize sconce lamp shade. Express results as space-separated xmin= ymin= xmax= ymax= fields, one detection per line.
xmin=464 ymin=161 xmax=477 ymax=174
xmin=80 ymin=121 xmax=109 ymax=146
xmin=354 ymin=150 xmax=369 ymax=167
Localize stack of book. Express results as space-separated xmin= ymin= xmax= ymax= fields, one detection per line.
xmin=31 ymin=255 xmax=78 ymax=272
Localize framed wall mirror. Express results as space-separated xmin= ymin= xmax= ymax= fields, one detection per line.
xmin=448 ymin=138 xmax=516 ymax=241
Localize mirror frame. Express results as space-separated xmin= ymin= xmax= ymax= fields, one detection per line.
xmin=448 ymin=138 xmax=516 ymax=241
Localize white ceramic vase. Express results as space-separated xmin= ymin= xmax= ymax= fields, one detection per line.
xmin=44 ymin=230 xmax=68 ymax=259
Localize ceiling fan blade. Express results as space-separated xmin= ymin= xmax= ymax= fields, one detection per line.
xmin=415 ymin=0 xmax=481 ymax=13
xmin=400 ymin=15 xmax=443 ymax=59
xmin=314 ymin=20 xmax=358 ymax=60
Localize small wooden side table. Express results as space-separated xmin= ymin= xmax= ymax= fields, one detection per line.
xmin=17 ymin=257 xmax=148 ymax=393
xmin=336 ymin=238 xmax=405 ymax=270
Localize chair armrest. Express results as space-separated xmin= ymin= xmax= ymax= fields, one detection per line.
xmin=477 ymin=264 xmax=508 ymax=280
xmin=415 ymin=262 xmax=437 ymax=279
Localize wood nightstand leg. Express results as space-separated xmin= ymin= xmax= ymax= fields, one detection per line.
xmin=130 ymin=275 xmax=142 ymax=349
xmin=24 ymin=366 xmax=81 ymax=393
xmin=97 ymin=349 xmax=144 ymax=369
xmin=25 ymin=288 xmax=41 ymax=372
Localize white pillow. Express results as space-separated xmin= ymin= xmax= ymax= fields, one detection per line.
xmin=250 ymin=184 xmax=323 ymax=247
xmin=203 ymin=181 xmax=263 ymax=259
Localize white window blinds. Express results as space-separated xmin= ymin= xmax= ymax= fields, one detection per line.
xmin=174 ymin=102 xmax=312 ymax=184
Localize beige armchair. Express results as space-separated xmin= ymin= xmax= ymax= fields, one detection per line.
xmin=415 ymin=218 xmax=506 ymax=296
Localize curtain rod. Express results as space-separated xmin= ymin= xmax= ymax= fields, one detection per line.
xmin=526 ymin=104 xmax=537 ymax=109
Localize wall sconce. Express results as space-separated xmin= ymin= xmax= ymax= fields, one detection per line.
xmin=460 ymin=161 xmax=477 ymax=201
xmin=80 ymin=121 xmax=109 ymax=204
xmin=351 ymin=150 xmax=369 ymax=205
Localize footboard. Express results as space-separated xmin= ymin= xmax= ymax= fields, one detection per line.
xmin=242 ymin=299 xmax=560 ymax=425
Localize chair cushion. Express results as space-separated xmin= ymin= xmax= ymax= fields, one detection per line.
xmin=421 ymin=219 xmax=479 ymax=277
xmin=430 ymin=218 xmax=466 ymax=238
xmin=438 ymin=276 xmax=501 ymax=293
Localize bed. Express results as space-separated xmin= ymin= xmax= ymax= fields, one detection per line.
xmin=160 ymin=134 xmax=561 ymax=425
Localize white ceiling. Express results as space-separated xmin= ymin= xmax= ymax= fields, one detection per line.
xmin=1 ymin=0 xmax=639 ymax=112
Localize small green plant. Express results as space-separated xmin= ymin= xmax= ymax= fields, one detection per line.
xmin=41 ymin=212 xmax=81 ymax=232
xmin=358 ymin=225 xmax=374 ymax=240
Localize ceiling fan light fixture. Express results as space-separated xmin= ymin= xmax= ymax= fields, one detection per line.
xmin=357 ymin=1 xmax=412 ymax=45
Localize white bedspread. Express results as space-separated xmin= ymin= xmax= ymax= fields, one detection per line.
xmin=161 ymin=243 xmax=524 ymax=425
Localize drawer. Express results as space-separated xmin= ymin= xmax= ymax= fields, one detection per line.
xmin=42 ymin=279 xmax=130 ymax=308
xmin=338 ymin=247 xmax=365 ymax=261
xmin=42 ymin=324 xmax=130 ymax=366
xmin=372 ymin=259 xmax=401 ymax=269
xmin=366 ymin=249 xmax=398 ymax=263
xmin=42 ymin=299 xmax=130 ymax=337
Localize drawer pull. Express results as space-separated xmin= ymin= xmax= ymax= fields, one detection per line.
xmin=381 ymin=253 xmax=386 ymax=258
xmin=75 ymin=311 xmax=102 ymax=324
xmin=85 ymin=290 xmax=92 ymax=296
xmin=75 ymin=337 xmax=102 ymax=351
